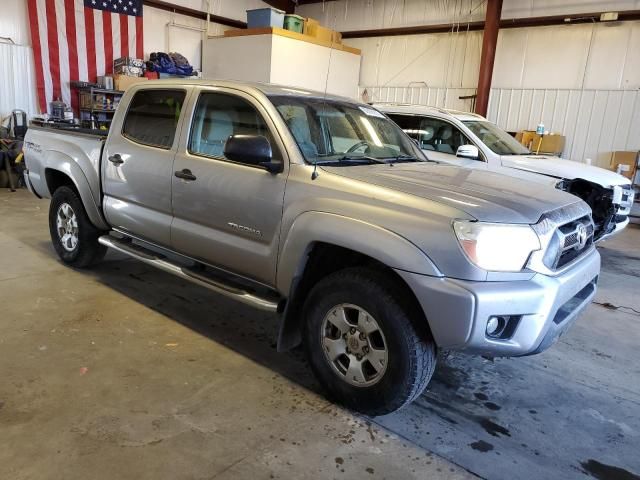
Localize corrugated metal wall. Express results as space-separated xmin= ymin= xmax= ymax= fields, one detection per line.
xmin=359 ymin=86 xmax=478 ymax=112
xmin=487 ymin=88 xmax=640 ymax=166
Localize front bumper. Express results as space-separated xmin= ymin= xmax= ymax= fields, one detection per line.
xmin=397 ymin=248 xmax=600 ymax=356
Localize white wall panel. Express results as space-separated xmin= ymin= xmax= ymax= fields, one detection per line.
xmin=296 ymin=0 xmax=640 ymax=31
xmin=621 ymin=22 xmax=640 ymax=89
xmin=0 ymin=0 xmax=31 ymax=46
xmin=0 ymin=0 xmax=38 ymax=120
xmin=347 ymin=30 xmax=482 ymax=88
xmin=0 ymin=44 xmax=39 ymax=120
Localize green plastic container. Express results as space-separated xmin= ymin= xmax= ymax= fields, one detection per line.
xmin=283 ymin=14 xmax=304 ymax=33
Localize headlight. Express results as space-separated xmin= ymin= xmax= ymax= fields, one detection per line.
xmin=453 ymin=221 xmax=541 ymax=272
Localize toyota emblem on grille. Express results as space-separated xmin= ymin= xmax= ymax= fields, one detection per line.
xmin=576 ymin=223 xmax=588 ymax=250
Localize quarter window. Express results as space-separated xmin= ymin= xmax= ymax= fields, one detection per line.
xmin=122 ymin=89 xmax=185 ymax=149
xmin=189 ymin=93 xmax=278 ymax=161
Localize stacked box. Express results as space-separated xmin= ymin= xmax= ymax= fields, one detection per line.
xmin=113 ymin=57 xmax=144 ymax=77
xmin=114 ymin=56 xmax=144 ymax=69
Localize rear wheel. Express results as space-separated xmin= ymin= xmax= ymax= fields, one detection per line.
xmin=303 ymin=267 xmax=436 ymax=416
xmin=49 ymin=186 xmax=106 ymax=268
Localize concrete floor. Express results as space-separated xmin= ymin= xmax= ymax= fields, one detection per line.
xmin=1 ymin=188 xmax=639 ymax=480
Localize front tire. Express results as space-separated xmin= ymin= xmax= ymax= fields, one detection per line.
xmin=49 ymin=186 xmax=106 ymax=268
xmin=303 ymin=267 xmax=436 ymax=416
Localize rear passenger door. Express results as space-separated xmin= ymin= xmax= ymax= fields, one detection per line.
xmin=103 ymin=87 xmax=188 ymax=246
xmin=170 ymin=88 xmax=288 ymax=285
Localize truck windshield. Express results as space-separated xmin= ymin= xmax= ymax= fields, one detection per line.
xmin=269 ymin=96 xmax=425 ymax=165
xmin=463 ymin=120 xmax=530 ymax=155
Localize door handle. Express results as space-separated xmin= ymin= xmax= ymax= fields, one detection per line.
xmin=108 ymin=154 xmax=124 ymax=165
xmin=174 ymin=169 xmax=197 ymax=181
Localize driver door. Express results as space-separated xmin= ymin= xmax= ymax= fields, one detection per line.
xmin=170 ymin=88 xmax=288 ymax=285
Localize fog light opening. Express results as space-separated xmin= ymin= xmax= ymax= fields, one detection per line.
xmin=486 ymin=316 xmax=507 ymax=337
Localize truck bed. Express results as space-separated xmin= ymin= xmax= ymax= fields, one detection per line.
xmin=24 ymin=125 xmax=106 ymax=202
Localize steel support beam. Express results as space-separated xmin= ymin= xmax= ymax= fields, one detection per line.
xmin=475 ymin=0 xmax=502 ymax=116
xmin=341 ymin=10 xmax=640 ymax=38
xmin=143 ymin=0 xmax=246 ymax=29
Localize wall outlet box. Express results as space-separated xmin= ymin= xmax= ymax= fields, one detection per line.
xmin=600 ymin=12 xmax=619 ymax=22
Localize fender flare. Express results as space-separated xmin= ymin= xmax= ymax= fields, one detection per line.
xmin=43 ymin=152 xmax=109 ymax=230
xmin=276 ymin=211 xmax=441 ymax=292
xmin=275 ymin=211 xmax=441 ymax=351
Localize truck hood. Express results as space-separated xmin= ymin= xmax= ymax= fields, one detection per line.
xmin=323 ymin=162 xmax=581 ymax=224
xmin=501 ymin=155 xmax=631 ymax=188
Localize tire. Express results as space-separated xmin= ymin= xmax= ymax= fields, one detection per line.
xmin=302 ymin=267 xmax=437 ymax=416
xmin=49 ymin=186 xmax=107 ymax=268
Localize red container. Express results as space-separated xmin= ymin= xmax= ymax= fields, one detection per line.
xmin=144 ymin=71 xmax=159 ymax=80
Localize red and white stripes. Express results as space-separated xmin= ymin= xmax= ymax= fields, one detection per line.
xmin=27 ymin=0 xmax=143 ymax=113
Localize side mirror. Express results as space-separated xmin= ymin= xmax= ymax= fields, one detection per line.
xmin=224 ymin=134 xmax=282 ymax=173
xmin=456 ymin=144 xmax=480 ymax=160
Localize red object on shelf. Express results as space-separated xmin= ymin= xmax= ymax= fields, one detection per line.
xmin=144 ymin=71 xmax=159 ymax=80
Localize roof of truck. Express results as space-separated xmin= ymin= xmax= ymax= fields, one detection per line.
xmin=372 ymin=102 xmax=486 ymax=122
xmin=135 ymin=79 xmax=358 ymax=104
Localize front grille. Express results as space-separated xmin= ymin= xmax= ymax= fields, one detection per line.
xmin=542 ymin=214 xmax=595 ymax=271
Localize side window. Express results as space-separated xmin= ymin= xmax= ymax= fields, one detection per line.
xmin=122 ymin=89 xmax=185 ymax=149
xmin=277 ymin=104 xmax=318 ymax=158
xmin=189 ymin=93 xmax=278 ymax=161
xmin=388 ymin=114 xmax=421 ymax=142
xmin=420 ymin=117 xmax=469 ymax=156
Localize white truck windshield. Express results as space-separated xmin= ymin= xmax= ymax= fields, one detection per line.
xmin=463 ymin=120 xmax=530 ymax=156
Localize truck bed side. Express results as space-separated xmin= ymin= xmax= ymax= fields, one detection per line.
xmin=23 ymin=126 xmax=109 ymax=230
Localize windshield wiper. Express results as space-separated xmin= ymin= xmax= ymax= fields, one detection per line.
xmin=388 ymin=154 xmax=421 ymax=163
xmin=314 ymin=155 xmax=388 ymax=166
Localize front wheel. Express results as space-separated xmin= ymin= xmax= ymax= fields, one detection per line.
xmin=303 ymin=267 xmax=437 ymax=416
xmin=49 ymin=186 xmax=107 ymax=268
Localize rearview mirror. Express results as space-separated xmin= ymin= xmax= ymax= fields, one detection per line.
xmin=456 ymin=144 xmax=480 ymax=160
xmin=224 ymin=135 xmax=282 ymax=173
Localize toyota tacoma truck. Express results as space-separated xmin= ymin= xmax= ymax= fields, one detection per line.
xmin=374 ymin=103 xmax=634 ymax=241
xmin=23 ymin=81 xmax=600 ymax=415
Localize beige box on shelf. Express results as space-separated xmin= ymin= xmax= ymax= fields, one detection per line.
xmin=114 ymin=74 xmax=148 ymax=91
xmin=516 ymin=130 xmax=565 ymax=155
xmin=529 ymin=134 xmax=565 ymax=155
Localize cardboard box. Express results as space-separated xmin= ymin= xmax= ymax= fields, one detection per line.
xmin=516 ymin=130 xmax=565 ymax=155
xmin=305 ymin=21 xmax=333 ymax=42
xmin=114 ymin=74 xmax=148 ymax=91
xmin=529 ymin=134 xmax=565 ymax=155
xmin=515 ymin=130 xmax=537 ymax=148
xmin=114 ymin=56 xmax=144 ymax=69
xmin=607 ymin=151 xmax=639 ymax=180
xmin=304 ymin=17 xmax=319 ymax=34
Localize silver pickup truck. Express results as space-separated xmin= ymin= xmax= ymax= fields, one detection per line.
xmin=23 ymin=80 xmax=600 ymax=415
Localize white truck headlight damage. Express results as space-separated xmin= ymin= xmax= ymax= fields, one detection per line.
xmin=453 ymin=221 xmax=541 ymax=272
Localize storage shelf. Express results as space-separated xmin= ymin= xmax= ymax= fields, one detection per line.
xmin=79 ymin=108 xmax=117 ymax=113
xmin=82 ymin=88 xmax=124 ymax=95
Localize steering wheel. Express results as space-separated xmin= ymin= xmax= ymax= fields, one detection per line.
xmin=346 ymin=140 xmax=370 ymax=154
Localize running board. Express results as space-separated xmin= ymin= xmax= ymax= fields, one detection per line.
xmin=98 ymin=235 xmax=280 ymax=313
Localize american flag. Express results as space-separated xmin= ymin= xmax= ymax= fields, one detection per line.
xmin=27 ymin=0 xmax=144 ymax=114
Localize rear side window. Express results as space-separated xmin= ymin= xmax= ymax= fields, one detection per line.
xmin=122 ymin=89 xmax=186 ymax=149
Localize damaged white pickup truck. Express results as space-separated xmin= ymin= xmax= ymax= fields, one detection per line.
xmin=376 ymin=103 xmax=634 ymax=242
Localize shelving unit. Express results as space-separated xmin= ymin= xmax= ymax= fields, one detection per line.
xmin=77 ymin=87 xmax=124 ymax=129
